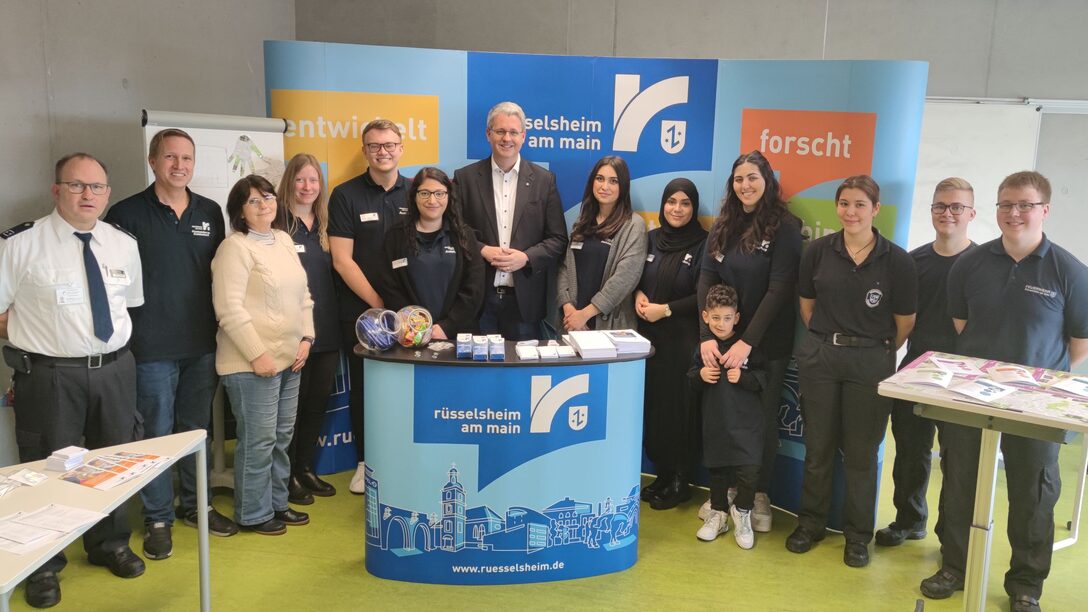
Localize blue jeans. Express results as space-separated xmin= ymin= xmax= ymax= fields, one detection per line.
xmin=223 ymin=369 xmax=300 ymax=526
xmin=136 ymin=353 xmax=218 ymax=525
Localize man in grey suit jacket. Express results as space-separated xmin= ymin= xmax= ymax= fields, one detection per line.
xmin=454 ymin=101 xmax=568 ymax=339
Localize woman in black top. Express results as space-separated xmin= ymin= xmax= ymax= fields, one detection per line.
xmin=697 ymin=151 xmax=803 ymax=529
xmin=635 ymin=178 xmax=707 ymax=509
xmin=787 ymin=175 xmax=916 ymax=568
xmin=379 ymin=167 xmax=484 ymax=338
xmin=278 ymin=153 xmax=342 ymax=503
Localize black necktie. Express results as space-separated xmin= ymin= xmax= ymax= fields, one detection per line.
xmin=75 ymin=232 xmax=114 ymax=343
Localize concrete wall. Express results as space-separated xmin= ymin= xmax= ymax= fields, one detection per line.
xmin=0 ymin=0 xmax=295 ymax=465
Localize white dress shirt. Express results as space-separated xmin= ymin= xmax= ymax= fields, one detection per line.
xmin=491 ymin=155 xmax=521 ymax=288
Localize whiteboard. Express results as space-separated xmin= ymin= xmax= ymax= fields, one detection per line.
xmin=141 ymin=110 xmax=287 ymax=230
xmin=908 ymin=102 xmax=1041 ymax=250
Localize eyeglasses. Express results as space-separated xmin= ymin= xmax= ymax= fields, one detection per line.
xmin=57 ymin=181 xmax=109 ymax=195
xmin=416 ymin=190 xmax=448 ymax=201
xmin=364 ymin=142 xmax=401 ymax=153
xmin=996 ymin=201 xmax=1045 ymax=213
xmin=930 ymin=203 xmax=973 ymax=215
xmin=489 ymin=129 xmax=522 ymax=138
xmin=246 ymin=194 xmax=277 ymax=206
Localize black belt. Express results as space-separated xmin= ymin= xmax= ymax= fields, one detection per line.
xmin=813 ymin=332 xmax=890 ymax=349
xmin=26 ymin=346 xmax=128 ymax=369
xmin=493 ymin=286 xmax=515 ymax=297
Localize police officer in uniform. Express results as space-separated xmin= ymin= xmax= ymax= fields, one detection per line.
xmin=787 ymin=175 xmax=917 ymax=568
xmin=920 ymin=171 xmax=1088 ymax=612
xmin=0 ymin=153 xmax=145 ymax=608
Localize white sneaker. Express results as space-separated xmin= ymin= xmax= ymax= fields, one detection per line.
xmin=349 ymin=461 xmax=367 ymax=495
xmin=752 ymin=492 xmax=772 ymax=532
xmin=697 ymin=509 xmax=729 ymax=542
xmin=730 ymin=505 xmax=755 ymax=549
xmin=698 ymin=499 xmax=712 ymax=520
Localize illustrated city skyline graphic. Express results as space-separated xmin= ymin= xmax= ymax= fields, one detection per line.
xmin=364 ymin=464 xmax=639 ymax=556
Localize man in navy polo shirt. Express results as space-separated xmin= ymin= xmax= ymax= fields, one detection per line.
xmin=106 ymin=129 xmax=238 ymax=562
xmin=920 ymin=171 xmax=1088 ymax=612
xmin=328 ymin=118 xmax=411 ymax=494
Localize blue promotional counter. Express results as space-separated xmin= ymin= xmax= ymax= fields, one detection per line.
xmin=358 ymin=342 xmax=648 ymax=585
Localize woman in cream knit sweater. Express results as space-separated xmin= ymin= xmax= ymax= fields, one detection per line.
xmin=212 ymin=174 xmax=315 ymax=535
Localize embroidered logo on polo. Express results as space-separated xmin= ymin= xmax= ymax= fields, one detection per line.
xmin=191 ymin=221 xmax=212 ymax=237
xmin=443 ymin=245 xmax=456 ymax=255
xmin=682 ymin=253 xmax=693 ymax=266
xmin=1024 ymin=284 xmax=1058 ymax=299
xmin=756 ymin=239 xmax=771 ymax=253
xmin=865 ymin=288 xmax=883 ymax=308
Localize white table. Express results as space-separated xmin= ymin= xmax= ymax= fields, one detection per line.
xmin=0 ymin=430 xmax=210 ymax=612
xmin=879 ymin=352 xmax=1088 ymax=612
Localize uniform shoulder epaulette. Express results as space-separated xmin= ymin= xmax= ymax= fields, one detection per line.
xmin=110 ymin=222 xmax=137 ymax=241
xmin=1 ymin=221 xmax=34 ymax=240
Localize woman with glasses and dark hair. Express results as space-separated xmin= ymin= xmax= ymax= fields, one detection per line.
xmin=635 ymin=178 xmax=708 ymax=509
xmin=377 ymin=167 xmax=484 ymax=339
xmin=212 ymin=174 xmax=314 ymax=535
xmin=696 ymin=151 xmax=803 ymax=528
xmin=556 ymin=156 xmax=647 ymax=332
xmin=787 ymin=175 xmax=916 ymax=568
xmin=277 ymin=154 xmax=341 ymax=505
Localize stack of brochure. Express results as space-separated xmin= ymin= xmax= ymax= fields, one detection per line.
xmin=602 ymin=329 xmax=652 ymax=354
xmin=45 ymin=446 xmax=87 ymax=472
xmin=567 ymin=331 xmax=618 ymax=359
xmin=60 ymin=452 xmax=168 ymax=491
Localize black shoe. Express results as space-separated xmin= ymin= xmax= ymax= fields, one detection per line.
xmin=274 ymin=508 xmax=310 ymax=526
xmin=240 ymin=518 xmax=287 ymax=535
xmin=640 ymin=474 xmax=670 ymax=502
xmin=87 ymin=546 xmax=145 ymax=578
xmin=298 ymin=470 xmax=336 ymax=497
xmin=875 ymin=523 xmax=926 ymax=546
xmin=288 ymin=475 xmax=315 ymax=505
xmin=1011 ymin=595 xmax=1041 ymax=612
xmin=843 ymin=540 xmax=870 ymax=567
xmin=785 ymin=526 xmax=824 ymax=553
xmin=25 ymin=571 xmax=60 ymax=609
xmin=142 ymin=521 xmax=173 ymax=560
xmin=920 ymin=568 xmax=965 ymax=599
xmin=183 ymin=507 xmax=239 ymax=537
xmin=648 ymin=476 xmax=692 ymax=510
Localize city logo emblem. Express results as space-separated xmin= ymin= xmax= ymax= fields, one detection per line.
xmin=865 ymin=288 xmax=883 ymax=308
xmin=612 ymin=74 xmax=690 ymax=153
xmin=660 ymin=120 xmax=686 ymax=154
xmin=568 ymin=405 xmax=588 ymax=431
xmin=530 ymin=374 xmax=589 ymax=433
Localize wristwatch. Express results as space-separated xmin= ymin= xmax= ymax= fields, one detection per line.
xmin=663 ymin=304 xmax=672 ymax=318
xmin=301 ymin=336 xmax=315 ymax=344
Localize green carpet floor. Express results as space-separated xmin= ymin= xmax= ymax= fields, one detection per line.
xmin=9 ymin=433 xmax=1087 ymax=611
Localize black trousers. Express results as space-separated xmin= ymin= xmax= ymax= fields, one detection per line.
xmin=12 ymin=350 xmax=140 ymax=574
xmin=709 ymin=464 xmax=759 ymax=511
xmin=757 ymin=356 xmax=789 ymax=492
xmin=889 ymin=397 xmax=936 ymax=529
xmin=796 ymin=332 xmax=894 ymax=543
xmin=936 ymin=423 xmax=1060 ymax=599
xmin=287 ymin=349 xmax=340 ymax=473
xmin=339 ymin=318 xmax=365 ymax=462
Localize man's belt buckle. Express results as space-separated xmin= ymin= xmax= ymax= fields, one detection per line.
xmin=831 ymin=333 xmax=847 ymax=347
xmin=87 ymin=354 xmax=103 ymax=369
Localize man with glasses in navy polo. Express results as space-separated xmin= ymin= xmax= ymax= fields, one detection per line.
xmin=106 ymin=129 xmax=237 ymax=563
xmin=921 ymin=171 xmax=1088 ymax=612
xmin=1 ymin=153 xmax=145 ymax=608
xmin=328 ymin=118 xmax=411 ymax=494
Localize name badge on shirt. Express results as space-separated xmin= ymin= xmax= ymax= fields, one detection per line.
xmin=56 ymin=285 xmax=84 ymax=305
xmin=107 ymin=268 xmax=130 ymax=280
xmin=360 ymin=212 xmax=380 ymax=223
xmin=570 ymin=241 xmax=584 ymax=250
xmin=392 ymin=258 xmax=408 ymax=269
xmin=444 ymin=245 xmax=457 ymax=255
xmin=295 ymin=244 xmax=306 ymax=253
xmin=646 ymin=254 xmax=655 ymax=263
xmin=398 ymin=207 xmax=408 ymax=215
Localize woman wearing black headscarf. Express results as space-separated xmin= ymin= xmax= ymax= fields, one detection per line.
xmin=635 ymin=178 xmax=708 ymax=509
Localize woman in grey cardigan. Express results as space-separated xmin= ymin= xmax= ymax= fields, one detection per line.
xmin=557 ymin=156 xmax=647 ymax=332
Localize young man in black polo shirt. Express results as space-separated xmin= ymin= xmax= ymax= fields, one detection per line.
xmin=921 ymin=171 xmax=1088 ymax=612
xmin=106 ymin=129 xmax=238 ymax=561
xmin=877 ymin=178 xmax=977 ymax=548
xmin=328 ymin=119 xmax=410 ymax=494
